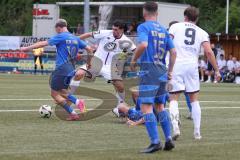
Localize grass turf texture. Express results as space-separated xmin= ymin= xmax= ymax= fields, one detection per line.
xmin=0 ymin=73 xmax=240 ymax=160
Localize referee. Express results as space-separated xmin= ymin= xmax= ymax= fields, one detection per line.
xmin=33 ymin=47 xmax=44 ymax=75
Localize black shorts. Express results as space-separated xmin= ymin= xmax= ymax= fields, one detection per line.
xmin=207 ymin=62 xmax=213 ymax=71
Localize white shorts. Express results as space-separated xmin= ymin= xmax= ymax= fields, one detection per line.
xmin=80 ymin=56 xmax=125 ymax=81
xmin=169 ymin=63 xmax=200 ymax=93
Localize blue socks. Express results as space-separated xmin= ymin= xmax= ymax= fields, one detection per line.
xmin=62 ymin=102 xmax=74 ymax=114
xmin=158 ymin=110 xmax=172 ymax=141
xmin=184 ymin=92 xmax=192 ymax=113
xmin=67 ymin=94 xmax=77 ymax=104
xmin=143 ymin=113 xmax=160 ymax=144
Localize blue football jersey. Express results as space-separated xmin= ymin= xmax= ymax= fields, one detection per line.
xmin=48 ymin=32 xmax=87 ymax=68
xmin=137 ymin=21 xmax=174 ymax=66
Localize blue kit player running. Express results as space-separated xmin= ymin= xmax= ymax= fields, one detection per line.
xmin=130 ymin=2 xmax=176 ymax=153
xmin=21 ymin=19 xmax=92 ymax=121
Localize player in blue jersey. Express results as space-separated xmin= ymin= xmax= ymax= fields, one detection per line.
xmin=21 ymin=19 xmax=92 ymax=121
xmin=130 ymin=2 xmax=176 ymax=153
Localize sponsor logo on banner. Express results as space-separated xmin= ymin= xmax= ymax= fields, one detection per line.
xmin=33 ymin=7 xmax=53 ymax=20
xmin=20 ymin=37 xmax=50 ymax=47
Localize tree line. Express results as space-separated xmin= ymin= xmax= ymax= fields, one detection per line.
xmin=0 ymin=0 xmax=239 ymax=35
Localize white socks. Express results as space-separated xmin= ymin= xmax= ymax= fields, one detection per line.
xmin=169 ymin=100 xmax=180 ymax=131
xmin=208 ymin=75 xmax=211 ymax=81
xmin=116 ymin=91 xmax=125 ymax=105
xmin=191 ymin=101 xmax=201 ymax=135
xmin=69 ymin=79 xmax=81 ymax=94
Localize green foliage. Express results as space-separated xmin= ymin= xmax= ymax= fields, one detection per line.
xmin=0 ymin=0 xmax=33 ymax=35
xmin=0 ymin=0 xmax=239 ymax=35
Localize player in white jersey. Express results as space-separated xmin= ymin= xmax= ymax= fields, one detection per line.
xmin=168 ymin=7 xmax=221 ymax=140
xmin=72 ymin=21 xmax=136 ymax=116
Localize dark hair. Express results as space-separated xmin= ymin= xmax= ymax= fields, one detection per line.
xmin=169 ymin=21 xmax=179 ymax=28
xmin=55 ymin=19 xmax=67 ymax=28
xmin=143 ymin=1 xmax=158 ymax=14
xmin=184 ymin=6 xmax=199 ymax=22
xmin=113 ymin=20 xmax=125 ymax=29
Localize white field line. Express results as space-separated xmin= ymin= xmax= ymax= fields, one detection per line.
xmin=1 ymin=106 xmax=240 ymax=112
xmin=0 ymin=98 xmax=240 ymax=103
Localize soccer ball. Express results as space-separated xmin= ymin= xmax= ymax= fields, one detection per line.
xmin=39 ymin=105 xmax=52 ymax=118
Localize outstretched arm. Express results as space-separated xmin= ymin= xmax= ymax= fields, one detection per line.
xmin=20 ymin=41 xmax=48 ymax=52
xmin=79 ymin=32 xmax=92 ymax=40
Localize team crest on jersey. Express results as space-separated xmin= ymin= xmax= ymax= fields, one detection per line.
xmin=119 ymin=40 xmax=132 ymax=50
xmin=104 ymin=42 xmax=117 ymax=51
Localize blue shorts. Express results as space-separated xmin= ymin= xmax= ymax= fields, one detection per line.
xmin=50 ymin=63 xmax=75 ymax=91
xmin=135 ymin=94 xmax=168 ymax=110
xmin=138 ymin=63 xmax=167 ymax=104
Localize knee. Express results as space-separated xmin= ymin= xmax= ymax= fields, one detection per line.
xmin=141 ymin=104 xmax=153 ymax=114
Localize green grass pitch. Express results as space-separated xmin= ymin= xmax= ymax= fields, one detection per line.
xmin=0 ymin=74 xmax=240 ymax=160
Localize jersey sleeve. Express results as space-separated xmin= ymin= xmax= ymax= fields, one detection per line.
xmin=92 ymin=30 xmax=111 ymax=39
xmin=137 ymin=24 xmax=148 ymax=44
xmin=78 ymin=38 xmax=87 ymax=49
xmin=127 ymin=38 xmax=136 ymax=51
xmin=48 ymin=34 xmax=63 ymax=46
xmin=166 ymin=31 xmax=175 ymax=51
xmin=200 ymin=30 xmax=209 ymax=43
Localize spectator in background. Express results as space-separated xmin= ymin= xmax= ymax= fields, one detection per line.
xmin=76 ymin=23 xmax=84 ymax=35
xmin=126 ymin=23 xmax=136 ymax=35
xmin=198 ymin=57 xmax=207 ymax=82
xmin=228 ymin=57 xmax=240 ymax=73
xmin=33 ymin=47 xmax=44 ymax=75
xmin=225 ymin=57 xmax=240 ymax=83
xmin=227 ymin=54 xmax=233 ymax=68
xmin=217 ymin=54 xmax=227 ymax=80
xmin=216 ymin=45 xmax=225 ymax=61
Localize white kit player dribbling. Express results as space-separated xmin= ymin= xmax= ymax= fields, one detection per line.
xmin=168 ymin=7 xmax=221 ymax=140
xmin=75 ymin=21 xmax=136 ymax=116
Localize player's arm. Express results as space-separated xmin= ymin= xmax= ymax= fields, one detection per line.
xmin=20 ymin=41 xmax=48 ymax=52
xmin=202 ymin=42 xmax=221 ymax=80
xmin=80 ymin=30 xmax=109 ymax=40
xmin=166 ymin=33 xmax=176 ymax=80
xmin=168 ymin=48 xmax=176 ymax=80
xmin=127 ymin=118 xmax=144 ymax=126
xmin=79 ymin=32 xmax=92 ymax=40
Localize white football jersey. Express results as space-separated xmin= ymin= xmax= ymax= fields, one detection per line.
xmin=92 ymin=30 xmax=136 ymax=65
xmin=169 ymin=22 xmax=209 ymax=64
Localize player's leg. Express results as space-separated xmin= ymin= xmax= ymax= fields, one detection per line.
xmin=112 ymin=80 xmax=125 ymax=104
xmin=111 ymin=80 xmax=125 ymax=117
xmin=60 ymin=89 xmax=86 ymax=113
xmin=185 ymin=64 xmax=201 ymax=139
xmin=139 ymin=83 xmax=162 ymax=153
xmin=155 ymin=95 xmax=174 ymax=151
xmin=69 ymin=68 xmax=86 ymax=94
xmin=141 ymin=103 xmax=162 ymax=153
xmin=184 ymin=92 xmax=192 ymax=120
xmin=34 ymin=56 xmax=37 ymax=75
xmin=39 ymin=55 xmax=44 ymax=75
xmin=169 ymin=93 xmax=181 ymax=140
xmin=168 ymin=64 xmax=185 ymax=140
xmin=188 ymin=92 xmax=201 ymax=139
xmin=51 ymin=89 xmax=79 ymax=120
